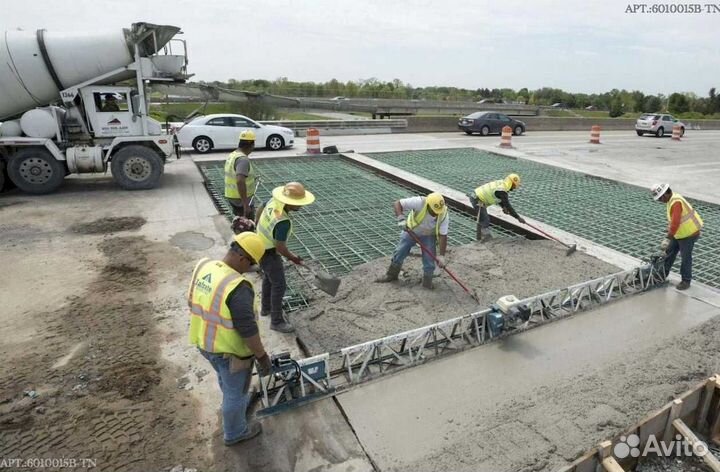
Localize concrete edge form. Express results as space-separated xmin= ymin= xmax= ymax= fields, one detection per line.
xmin=557 ymin=375 xmax=720 ymax=472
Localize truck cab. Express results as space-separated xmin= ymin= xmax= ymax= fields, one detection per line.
xmin=0 ymin=23 xmax=187 ymax=194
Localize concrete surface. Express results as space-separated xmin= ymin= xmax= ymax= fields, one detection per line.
xmin=337 ymin=288 xmax=720 ymax=471
xmin=402 ymin=116 xmax=720 ymax=133
xmin=295 ymin=238 xmax=620 ymax=355
xmin=0 ymin=159 xmax=373 ymax=472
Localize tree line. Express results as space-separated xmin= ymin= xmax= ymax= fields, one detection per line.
xmin=198 ymin=77 xmax=720 ymax=118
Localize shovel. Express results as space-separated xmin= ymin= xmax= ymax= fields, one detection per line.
xmin=523 ymin=221 xmax=577 ymax=256
xmin=295 ymin=262 xmax=341 ymax=297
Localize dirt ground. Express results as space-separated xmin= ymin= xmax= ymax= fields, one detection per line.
xmin=293 ymin=238 xmax=620 ymax=355
xmin=0 ymin=211 xmax=209 ymax=471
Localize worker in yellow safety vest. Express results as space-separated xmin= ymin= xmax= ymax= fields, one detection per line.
xmin=225 ymin=130 xmax=258 ymax=220
xmin=469 ymin=173 xmax=526 ymax=241
xmin=376 ymin=192 xmax=449 ymax=289
xmin=651 ymin=183 xmax=704 ymax=290
xmin=188 ymin=232 xmax=271 ymax=446
xmin=255 ymin=182 xmax=316 ymax=333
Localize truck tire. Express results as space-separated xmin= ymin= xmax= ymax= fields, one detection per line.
xmin=7 ymin=147 xmax=66 ymax=194
xmin=111 ymin=145 xmax=164 ymax=190
xmin=0 ymin=160 xmax=5 ymax=192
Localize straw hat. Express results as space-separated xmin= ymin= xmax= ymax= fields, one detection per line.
xmin=272 ymin=182 xmax=315 ymax=206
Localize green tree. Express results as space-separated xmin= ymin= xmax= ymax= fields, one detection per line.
xmin=668 ymin=93 xmax=690 ymax=114
xmin=609 ymin=95 xmax=624 ymax=117
xmin=643 ymin=95 xmax=663 ymax=112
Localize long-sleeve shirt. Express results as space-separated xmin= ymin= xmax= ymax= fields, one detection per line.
xmin=668 ymin=201 xmax=683 ymax=237
xmin=225 ymin=281 xmax=258 ymax=338
xmin=494 ymin=191 xmax=519 ymax=218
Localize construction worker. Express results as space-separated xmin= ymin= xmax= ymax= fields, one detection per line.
xmin=225 ymin=130 xmax=258 ymax=219
xmin=255 ymin=182 xmax=315 ymax=333
xmin=376 ymin=192 xmax=449 ymax=289
xmin=188 ymin=232 xmax=271 ymax=445
xmin=101 ymin=93 xmax=120 ymax=112
xmin=469 ymin=173 xmax=525 ymax=241
xmin=651 ymin=183 xmax=704 ymax=290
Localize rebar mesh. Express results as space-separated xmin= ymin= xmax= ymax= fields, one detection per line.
xmin=197 ymin=156 xmax=518 ymax=311
xmin=369 ymin=148 xmax=720 ymax=289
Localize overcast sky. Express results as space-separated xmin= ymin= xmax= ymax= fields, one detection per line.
xmin=3 ymin=0 xmax=718 ymax=95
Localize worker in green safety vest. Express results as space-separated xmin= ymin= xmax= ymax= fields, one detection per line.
xmin=225 ymin=130 xmax=258 ymax=220
xmin=469 ymin=173 xmax=525 ymax=241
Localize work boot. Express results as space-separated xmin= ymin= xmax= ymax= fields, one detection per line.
xmin=422 ymin=273 xmax=434 ymax=290
xmin=676 ymin=281 xmax=691 ymax=290
xmin=375 ymin=263 xmax=402 ymax=283
xmin=224 ymin=422 xmax=262 ymax=446
xmin=270 ymin=321 xmax=295 ymax=333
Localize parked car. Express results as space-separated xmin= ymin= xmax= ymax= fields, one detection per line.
xmin=458 ymin=111 xmax=526 ymax=136
xmin=635 ymin=113 xmax=685 ymax=137
xmin=476 ymin=98 xmax=507 ymax=104
xmin=551 ymin=102 xmax=568 ymax=108
xmin=177 ymin=114 xmax=294 ymax=153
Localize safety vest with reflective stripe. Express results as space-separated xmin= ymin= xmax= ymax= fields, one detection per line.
xmin=224 ymin=150 xmax=256 ymax=199
xmin=406 ymin=198 xmax=449 ymax=238
xmin=667 ymin=193 xmax=703 ymax=239
xmin=187 ymin=258 xmax=258 ymax=357
xmin=474 ymin=179 xmax=511 ymax=206
xmin=257 ymin=198 xmax=293 ymax=250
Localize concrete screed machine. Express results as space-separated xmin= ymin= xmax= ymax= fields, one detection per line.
xmin=0 ymin=22 xmax=189 ymax=194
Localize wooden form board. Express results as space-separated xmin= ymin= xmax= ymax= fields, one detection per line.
xmin=557 ymin=375 xmax=720 ymax=472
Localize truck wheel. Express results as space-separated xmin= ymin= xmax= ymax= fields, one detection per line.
xmin=111 ymin=145 xmax=164 ymax=190
xmin=0 ymin=160 xmax=5 ymax=192
xmin=8 ymin=148 xmax=66 ymax=194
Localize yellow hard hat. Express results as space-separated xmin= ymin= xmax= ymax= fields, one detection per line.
xmin=272 ymin=182 xmax=316 ymax=206
xmin=426 ymin=192 xmax=445 ymax=212
xmin=239 ymin=129 xmax=256 ymax=142
xmin=505 ymin=173 xmax=521 ymax=189
xmin=233 ymin=231 xmax=265 ymax=264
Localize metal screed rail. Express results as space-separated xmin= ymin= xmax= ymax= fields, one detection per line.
xmin=256 ymin=259 xmax=668 ymax=418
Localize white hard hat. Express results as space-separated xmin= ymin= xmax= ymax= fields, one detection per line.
xmin=650 ymin=183 xmax=670 ymax=201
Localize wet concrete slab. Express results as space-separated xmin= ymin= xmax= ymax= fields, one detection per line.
xmin=337 ymin=287 xmax=720 ymax=471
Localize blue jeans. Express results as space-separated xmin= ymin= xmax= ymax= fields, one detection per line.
xmin=200 ymin=349 xmax=252 ymax=442
xmin=664 ymin=234 xmax=699 ymax=282
xmin=391 ymin=231 xmax=436 ymax=275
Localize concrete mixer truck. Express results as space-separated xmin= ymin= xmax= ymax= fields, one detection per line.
xmin=0 ymin=22 xmax=188 ymax=194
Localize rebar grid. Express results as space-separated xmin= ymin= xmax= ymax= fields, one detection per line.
xmin=197 ymin=156 xmax=518 ymax=310
xmin=369 ymin=148 xmax=720 ymax=288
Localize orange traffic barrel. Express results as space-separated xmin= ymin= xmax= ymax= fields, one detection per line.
xmin=306 ymin=128 xmax=321 ymax=154
xmin=672 ymin=125 xmax=682 ymax=141
xmin=589 ymin=125 xmax=601 ymax=144
xmin=499 ymin=126 xmax=513 ymax=148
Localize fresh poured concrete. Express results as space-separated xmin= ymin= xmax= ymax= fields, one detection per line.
xmin=337 ymin=288 xmax=720 ymax=471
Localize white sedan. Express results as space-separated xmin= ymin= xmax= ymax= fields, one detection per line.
xmin=177 ymin=114 xmax=295 ymax=153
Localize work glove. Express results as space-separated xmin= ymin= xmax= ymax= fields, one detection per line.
xmin=516 ymin=216 xmax=526 ymax=224
xmin=288 ymin=254 xmax=303 ymax=265
xmin=231 ymin=216 xmax=255 ymax=234
xmin=256 ymin=353 xmax=272 ymax=377
xmin=436 ymin=255 xmax=446 ymax=269
xmin=660 ymin=238 xmax=671 ymax=251
xmin=396 ymin=215 xmax=406 ymax=228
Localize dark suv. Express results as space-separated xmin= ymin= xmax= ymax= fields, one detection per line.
xmin=458 ymin=111 xmax=526 ymax=136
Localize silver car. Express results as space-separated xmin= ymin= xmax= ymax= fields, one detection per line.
xmin=635 ymin=113 xmax=685 ymax=137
